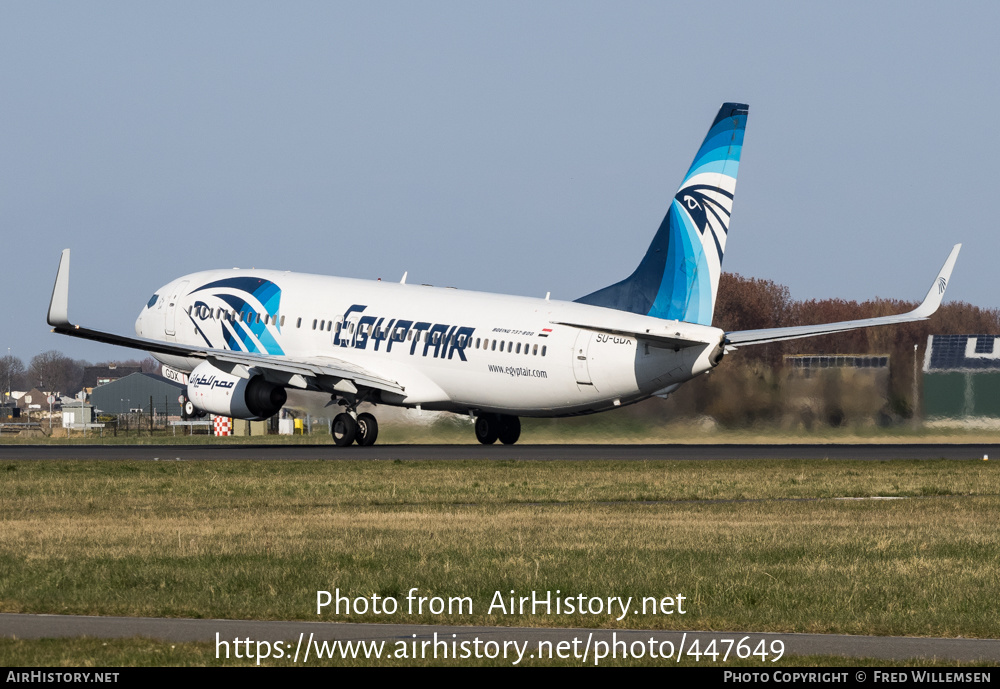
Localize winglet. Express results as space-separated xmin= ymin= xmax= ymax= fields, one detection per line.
xmin=47 ymin=249 xmax=72 ymax=328
xmin=912 ymin=243 xmax=961 ymax=318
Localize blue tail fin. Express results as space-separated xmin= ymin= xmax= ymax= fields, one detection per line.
xmin=575 ymin=102 xmax=748 ymax=325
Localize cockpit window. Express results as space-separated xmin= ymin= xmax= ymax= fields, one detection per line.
xmin=146 ymin=294 xmax=159 ymax=309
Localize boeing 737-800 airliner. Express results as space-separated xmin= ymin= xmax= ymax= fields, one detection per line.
xmin=47 ymin=103 xmax=961 ymax=446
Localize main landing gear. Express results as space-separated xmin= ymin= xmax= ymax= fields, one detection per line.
xmin=475 ymin=413 xmax=520 ymax=445
xmin=332 ymin=411 xmax=379 ymax=447
xmin=327 ymin=405 xmax=520 ymax=447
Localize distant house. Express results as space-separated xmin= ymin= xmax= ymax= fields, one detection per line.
xmin=924 ymin=335 xmax=1000 ymax=418
xmin=16 ymin=388 xmax=51 ymax=410
xmin=88 ymin=372 xmax=185 ymax=416
xmin=81 ymin=364 xmax=142 ymax=394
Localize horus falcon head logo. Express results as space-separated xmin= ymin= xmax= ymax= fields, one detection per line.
xmin=674 ymin=184 xmax=735 ymax=262
xmin=675 ymin=184 xmax=734 ymax=237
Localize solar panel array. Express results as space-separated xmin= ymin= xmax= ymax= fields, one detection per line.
xmin=925 ymin=335 xmax=1000 ymax=371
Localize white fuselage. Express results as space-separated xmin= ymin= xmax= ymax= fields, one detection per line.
xmin=134 ymin=268 xmax=725 ymax=417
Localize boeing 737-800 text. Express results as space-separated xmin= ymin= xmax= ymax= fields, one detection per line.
xmin=47 ymin=103 xmax=961 ymax=446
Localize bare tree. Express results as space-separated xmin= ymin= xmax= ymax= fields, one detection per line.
xmin=714 ymin=273 xmax=794 ymax=366
xmin=0 ymin=355 xmax=26 ymax=399
xmin=28 ymin=351 xmax=84 ymax=396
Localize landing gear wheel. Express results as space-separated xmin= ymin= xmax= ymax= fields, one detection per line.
xmin=332 ymin=413 xmax=358 ymax=447
xmin=183 ymin=400 xmax=195 ymax=419
xmin=355 ymin=412 xmax=379 ymax=446
xmin=498 ymin=415 xmax=521 ymax=445
xmin=475 ymin=415 xmax=499 ymax=445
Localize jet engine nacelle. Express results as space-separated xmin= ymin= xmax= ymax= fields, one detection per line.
xmin=186 ymin=361 xmax=287 ymax=421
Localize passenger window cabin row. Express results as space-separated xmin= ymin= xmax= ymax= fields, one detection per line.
xmin=192 ymin=305 xmax=285 ymax=327
xmin=191 ymin=306 xmax=547 ymax=357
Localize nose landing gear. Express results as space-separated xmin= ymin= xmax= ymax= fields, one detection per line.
xmin=178 ymin=395 xmax=204 ymax=420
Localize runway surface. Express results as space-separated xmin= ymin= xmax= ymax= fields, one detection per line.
xmin=2 ymin=613 xmax=998 ymax=663
xmin=0 ymin=443 xmax=996 ymax=461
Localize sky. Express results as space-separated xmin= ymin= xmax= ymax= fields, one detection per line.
xmin=3 ymin=1 xmax=998 ymax=364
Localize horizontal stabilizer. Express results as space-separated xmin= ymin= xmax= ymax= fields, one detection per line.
xmin=550 ymin=319 xmax=711 ymax=350
xmin=725 ymin=244 xmax=961 ymax=347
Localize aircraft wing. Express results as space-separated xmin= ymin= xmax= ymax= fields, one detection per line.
xmin=46 ymin=250 xmax=405 ymax=395
xmin=725 ymin=244 xmax=961 ymax=347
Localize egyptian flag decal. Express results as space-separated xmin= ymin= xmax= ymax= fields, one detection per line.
xmin=539 ymin=328 xmax=552 ymax=338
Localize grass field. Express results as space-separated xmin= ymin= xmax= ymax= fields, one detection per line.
xmin=2 ymin=458 xmax=998 ymax=644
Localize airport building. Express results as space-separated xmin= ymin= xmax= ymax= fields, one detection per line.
xmin=88 ymin=372 xmax=185 ymax=416
xmin=923 ymin=335 xmax=1000 ymax=418
xmin=81 ymin=364 xmax=142 ymax=394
